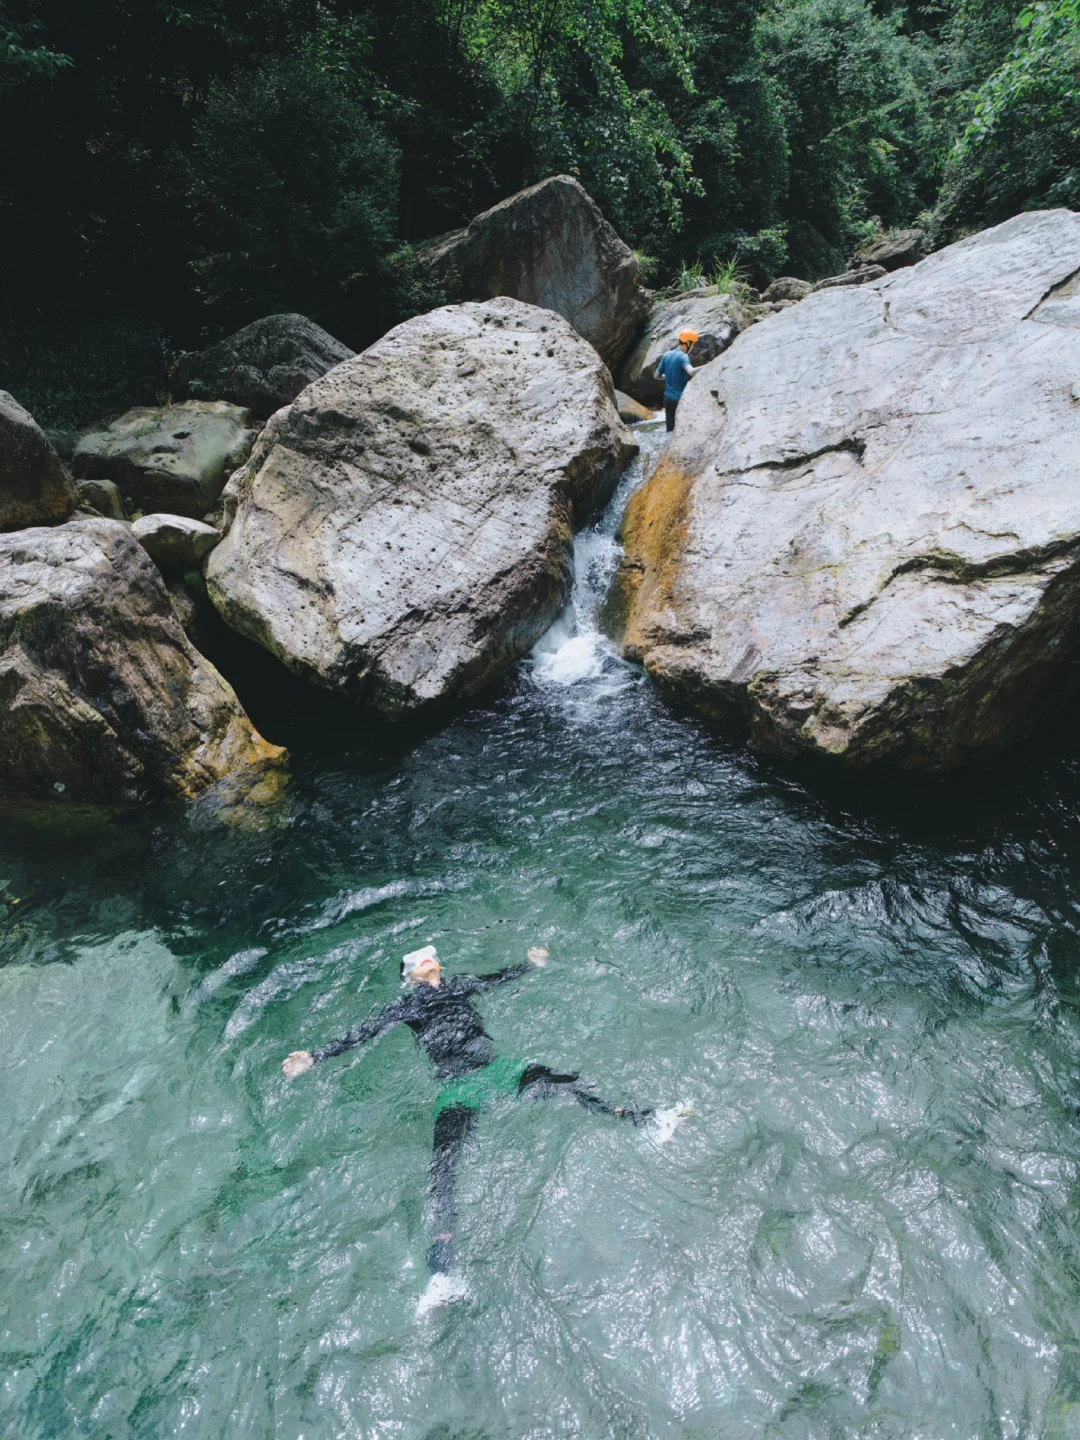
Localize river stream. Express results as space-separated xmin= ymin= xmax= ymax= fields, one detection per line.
xmin=4 ymin=424 xmax=1080 ymax=1438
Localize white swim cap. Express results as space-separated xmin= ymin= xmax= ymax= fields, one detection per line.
xmin=402 ymin=944 xmax=438 ymax=977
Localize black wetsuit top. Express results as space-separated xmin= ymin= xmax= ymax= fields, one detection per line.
xmin=313 ymin=963 xmax=531 ymax=1080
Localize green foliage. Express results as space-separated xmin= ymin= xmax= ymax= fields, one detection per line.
xmin=180 ymin=52 xmax=400 ymax=324
xmin=935 ymin=0 xmax=1080 ymax=232
xmin=0 ymin=15 xmax=69 ymax=85
xmin=459 ymin=0 xmax=701 ymax=233
xmin=2 ymin=0 xmax=1079 ymax=433
xmin=756 ymin=0 xmax=943 ymax=273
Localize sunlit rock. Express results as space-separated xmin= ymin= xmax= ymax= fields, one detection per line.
xmin=208 ymin=296 xmax=635 ymax=720
xmin=616 ymin=210 xmax=1080 ymax=772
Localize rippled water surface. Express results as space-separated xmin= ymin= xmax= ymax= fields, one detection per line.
xmin=6 ymin=426 xmax=1080 ymax=1438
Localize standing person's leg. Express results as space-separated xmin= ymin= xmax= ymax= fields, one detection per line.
xmin=428 ymin=1103 xmax=477 ymax=1273
xmin=664 ymin=399 xmax=678 ymax=432
xmin=517 ymin=1064 xmax=652 ymax=1125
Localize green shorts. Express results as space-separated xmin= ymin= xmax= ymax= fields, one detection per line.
xmin=433 ymin=1056 xmax=529 ymax=1118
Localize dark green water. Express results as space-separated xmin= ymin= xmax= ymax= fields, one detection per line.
xmin=5 ymin=430 xmax=1080 ymax=1438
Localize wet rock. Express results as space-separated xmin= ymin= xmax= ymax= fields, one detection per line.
xmin=0 ymin=517 xmax=286 ymax=805
xmin=614 ymin=390 xmax=655 ymax=424
xmin=762 ymin=277 xmax=813 ymax=303
xmin=76 ymin=479 xmax=126 ymax=521
xmin=208 ymin=296 xmax=634 ymax=720
xmin=168 ymin=575 xmax=210 ymax=651
xmin=73 ymin=401 xmax=257 ymax=519
xmin=169 ymin=313 xmax=355 ymax=420
xmin=617 ymin=293 xmax=745 ymax=408
xmin=615 ymin=209 xmax=1080 ymax=773
xmin=853 ymin=228 xmax=926 ymax=272
xmin=812 ymin=264 xmax=887 ymax=292
xmin=132 ymin=513 xmax=221 ymax=574
xmin=0 ymin=391 xmax=77 ymax=532
xmin=403 ymin=176 xmax=648 ymax=371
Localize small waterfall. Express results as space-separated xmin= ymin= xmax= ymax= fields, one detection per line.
xmin=530 ymin=418 xmax=668 ymax=698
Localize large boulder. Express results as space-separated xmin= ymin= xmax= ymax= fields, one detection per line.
xmin=0 ymin=391 xmax=77 ymax=531
xmin=614 ymin=210 xmax=1080 ymax=773
xmin=169 ymin=314 xmax=355 ymax=419
xmin=207 ymin=297 xmax=634 ymax=720
xmin=616 ymin=293 xmax=746 ymax=408
xmin=0 ymin=518 xmax=286 ymax=805
xmin=403 ymin=176 xmax=648 ymax=372
xmin=853 ymin=228 xmax=926 ymax=272
xmin=72 ymin=401 xmax=257 ymax=519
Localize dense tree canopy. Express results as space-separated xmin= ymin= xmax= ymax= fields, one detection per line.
xmin=1 ymin=0 xmax=1074 ymax=426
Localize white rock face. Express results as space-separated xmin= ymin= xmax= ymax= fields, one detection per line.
xmin=73 ymin=401 xmax=257 ymax=518
xmin=617 ymin=293 xmax=745 ymax=407
xmin=0 ymin=518 xmax=285 ymax=805
xmin=207 ymin=297 xmax=635 ymax=720
xmin=616 ymin=210 xmax=1080 ymax=772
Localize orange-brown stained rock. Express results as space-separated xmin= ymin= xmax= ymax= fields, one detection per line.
xmin=614 ymin=455 xmax=693 ymax=663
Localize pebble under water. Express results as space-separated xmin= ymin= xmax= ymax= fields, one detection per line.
xmin=6 ymin=426 xmax=1080 ymax=1438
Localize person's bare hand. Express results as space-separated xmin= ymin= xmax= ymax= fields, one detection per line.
xmin=528 ymin=946 xmax=549 ymax=967
xmin=283 ymin=1050 xmax=314 ymax=1079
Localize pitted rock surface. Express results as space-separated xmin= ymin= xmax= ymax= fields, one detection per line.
xmin=170 ymin=313 xmax=355 ymax=419
xmin=207 ymin=296 xmax=635 ymax=720
xmin=405 ymin=176 xmax=648 ymax=371
xmin=0 ymin=518 xmax=285 ymax=804
xmin=1 ymin=391 xmax=77 ymax=531
xmin=73 ymin=401 xmax=257 ymax=518
xmin=617 ymin=293 xmax=746 ymax=407
xmin=616 ymin=210 xmax=1080 ymax=772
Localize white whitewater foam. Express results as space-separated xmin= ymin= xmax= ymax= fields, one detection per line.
xmin=530 ymin=424 xmax=668 ymax=702
xmin=650 ymin=1103 xmax=693 ymax=1146
xmin=416 ymin=1271 xmax=470 ymax=1319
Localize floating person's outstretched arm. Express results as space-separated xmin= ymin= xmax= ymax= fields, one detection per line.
xmin=282 ymin=996 xmax=413 ymax=1078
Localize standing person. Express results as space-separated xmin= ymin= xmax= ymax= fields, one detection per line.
xmin=655 ymin=329 xmax=700 ymax=432
xmin=282 ymin=944 xmax=653 ymax=1305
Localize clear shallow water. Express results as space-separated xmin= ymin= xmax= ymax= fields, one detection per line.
xmin=6 ymin=427 xmax=1080 ymax=1438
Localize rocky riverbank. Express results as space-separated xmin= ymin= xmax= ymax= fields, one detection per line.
xmin=3 ymin=174 xmax=1078 ymax=807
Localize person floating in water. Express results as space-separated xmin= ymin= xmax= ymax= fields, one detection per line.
xmin=283 ymin=944 xmax=652 ymax=1282
xmin=655 ymin=328 xmax=699 ymax=431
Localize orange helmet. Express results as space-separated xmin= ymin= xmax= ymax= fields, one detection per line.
xmin=679 ymin=329 xmax=699 ymax=344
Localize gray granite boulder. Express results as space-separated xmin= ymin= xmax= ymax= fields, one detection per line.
xmin=762 ymin=276 xmax=813 ymax=303
xmin=170 ymin=314 xmax=354 ymax=419
xmin=0 ymin=392 xmax=77 ymax=532
xmin=617 ymin=293 xmax=746 ymax=407
xmin=615 ymin=210 xmax=1080 ymax=773
xmin=0 ymin=518 xmax=285 ymax=805
xmin=73 ymin=401 xmax=257 ymax=519
xmin=403 ymin=176 xmax=648 ymax=371
xmin=208 ymin=296 xmax=635 ymax=720
xmin=131 ymin=513 xmax=222 ymax=573
xmin=853 ymin=228 xmax=926 ymax=272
